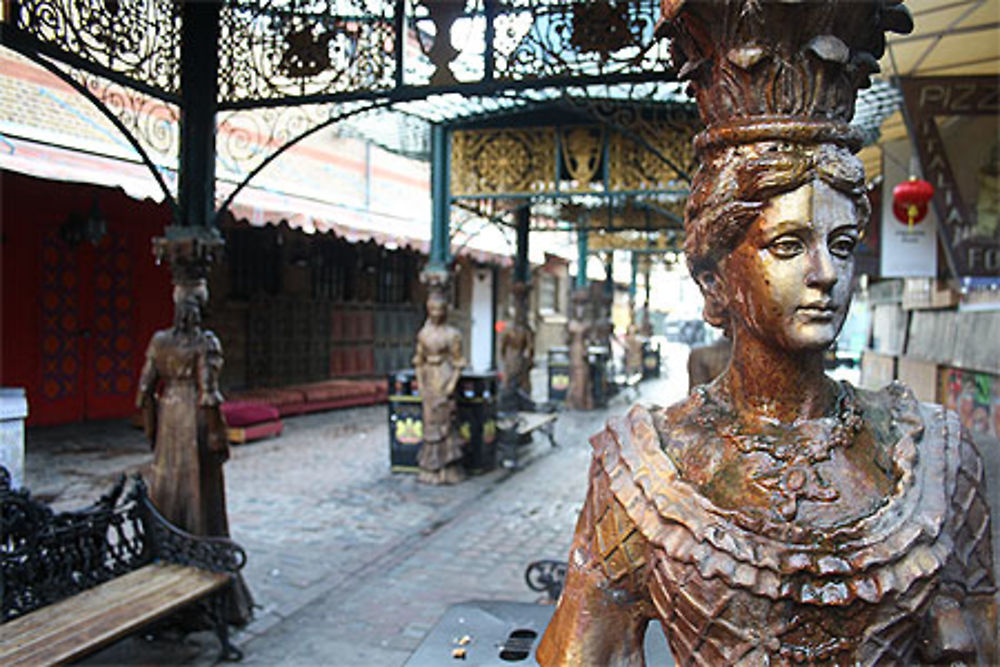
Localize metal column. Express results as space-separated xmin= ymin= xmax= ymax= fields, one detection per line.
xmin=428 ymin=123 xmax=451 ymax=272
xmin=178 ymin=1 xmax=220 ymax=230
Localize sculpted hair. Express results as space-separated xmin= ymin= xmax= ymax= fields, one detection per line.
xmin=684 ymin=141 xmax=869 ymax=331
xmin=685 ymin=141 xmax=870 ymax=277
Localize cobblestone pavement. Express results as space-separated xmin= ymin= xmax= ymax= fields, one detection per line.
xmin=23 ymin=340 xmax=1000 ymax=665
xmin=23 ymin=346 xmax=692 ymax=666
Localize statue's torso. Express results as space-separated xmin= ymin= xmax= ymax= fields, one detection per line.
xmin=541 ymin=384 xmax=996 ymax=665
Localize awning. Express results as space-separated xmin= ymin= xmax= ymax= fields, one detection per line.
xmin=0 ymin=134 xmax=512 ymax=266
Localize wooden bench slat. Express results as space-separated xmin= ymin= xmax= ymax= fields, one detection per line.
xmin=515 ymin=412 xmax=557 ymax=432
xmin=2 ymin=563 xmax=204 ymax=639
xmin=0 ymin=563 xmax=229 ymax=666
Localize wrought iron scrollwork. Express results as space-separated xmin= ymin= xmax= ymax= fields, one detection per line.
xmin=1 ymin=471 xmax=245 ymax=623
xmin=218 ymin=0 xmax=397 ymax=105
xmin=132 ymin=476 xmax=247 ymax=574
xmin=9 ymin=0 xmax=181 ymax=97
xmin=525 ymin=559 xmax=567 ymax=602
xmin=492 ymin=1 xmax=671 ymax=82
xmin=1 ymin=472 xmax=146 ymax=621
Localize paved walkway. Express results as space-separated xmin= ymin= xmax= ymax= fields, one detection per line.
xmin=23 ymin=340 xmax=1000 ymax=665
xmin=23 ymin=345 xmax=693 ymax=666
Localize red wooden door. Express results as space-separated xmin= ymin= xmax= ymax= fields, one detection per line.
xmin=37 ymin=229 xmax=138 ymax=423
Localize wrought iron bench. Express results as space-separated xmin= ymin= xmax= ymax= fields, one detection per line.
xmin=497 ymin=412 xmax=558 ymax=469
xmin=0 ymin=467 xmax=247 ymax=665
xmin=525 ymin=560 xmax=567 ymax=603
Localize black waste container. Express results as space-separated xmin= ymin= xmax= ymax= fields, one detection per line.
xmin=456 ymin=372 xmax=498 ymax=473
xmin=388 ymin=369 xmax=498 ymax=474
xmin=588 ymin=346 xmax=610 ymax=408
xmin=547 ymin=346 xmax=571 ymax=404
xmin=642 ymin=342 xmax=661 ymax=378
xmin=388 ymin=369 xmax=421 ymax=472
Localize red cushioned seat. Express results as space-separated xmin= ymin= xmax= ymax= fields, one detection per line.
xmin=221 ymin=401 xmax=281 ymax=427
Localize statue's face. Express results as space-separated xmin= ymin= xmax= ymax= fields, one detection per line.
xmin=720 ymin=180 xmax=859 ymax=352
xmin=173 ymin=283 xmax=207 ymax=331
xmin=427 ymin=298 xmax=446 ymax=323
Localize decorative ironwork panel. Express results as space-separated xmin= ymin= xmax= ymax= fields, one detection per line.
xmin=10 ymin=0 xmax=180 ymax=96
xmin=451 ymin=127 xmax=556 ymax=196
xmin=215 ymin=101 xmax=376 ymax=189
xmin=607 ymin=121 xmax=696 ymax=192
xmin=491 ymin=0 xmax=671 ymax=82
xmin=218 ymin=0 xmax=397 ymax=105
xmin=49 ymin=59 xmax=180 ymax=198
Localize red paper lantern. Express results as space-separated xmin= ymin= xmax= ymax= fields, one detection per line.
xmin=892 ymin=177 xmax=934 ymax=226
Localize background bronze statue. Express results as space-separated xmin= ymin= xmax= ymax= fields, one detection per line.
xmin=136 ymin=276 xmax=253 ymax=626
xmin=624 ymin=322 xmax=644 ymax=377
xmin=538 ymin=1 xmax=996 ymax=664
xmin=413 ymin=285 xmax=465 ymax=484
xmin=500 ymin=282 xmax=534 ymax=409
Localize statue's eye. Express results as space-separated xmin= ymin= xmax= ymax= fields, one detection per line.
xmin=829 ymin=234 xmax=858 ymax=258
xmin=769 ymin=237 xmax=804 ymax=258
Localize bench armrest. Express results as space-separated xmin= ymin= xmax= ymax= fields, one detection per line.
xmin=130 ymin=477 xmax=247 ymax=575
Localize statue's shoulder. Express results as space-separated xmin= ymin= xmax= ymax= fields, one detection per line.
xmin=147 ymin=328 xmax=172 ymax=350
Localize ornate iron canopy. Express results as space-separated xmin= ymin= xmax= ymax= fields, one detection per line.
xmin=1 ymin=0 xmax=903 ymax=229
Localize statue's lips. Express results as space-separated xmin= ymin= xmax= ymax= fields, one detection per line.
xmin=797 ymin=303 xmax=838 ymax=320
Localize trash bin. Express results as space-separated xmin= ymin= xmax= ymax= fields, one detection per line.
xmin=456 ymin=371 xmax=498 ymax=473
xmin=388 ymin=369 xmax=498 ymax=474
xmin=388 ymin=369 xmax=422 ymax=472
xmin=588 ymin=346 xmax=610 ymax=408
xmin=642 ymin=342 xmax=661 ymax=378
xmin=547 ymin=346 xmax=570 ymax=404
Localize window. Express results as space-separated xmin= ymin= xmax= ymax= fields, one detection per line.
xmin=539 ymin=274 xmax=559 ymax=313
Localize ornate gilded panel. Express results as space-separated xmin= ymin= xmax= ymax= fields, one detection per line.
xmin=559 ymin=126 xmax=604 ymax=193
xmin=451 ymin=128 xmax=556 ymax=196
xmin=608 ymin=121 xmax=697 ymax=192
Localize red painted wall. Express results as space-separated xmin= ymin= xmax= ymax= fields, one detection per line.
xmin=1 ymin=170 xmax=173 ymax=426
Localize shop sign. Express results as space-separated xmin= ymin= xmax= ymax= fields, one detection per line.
xmin=899 ymin=76 xmax=1000 ymax=277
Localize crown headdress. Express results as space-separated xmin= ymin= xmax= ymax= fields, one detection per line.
xmin=658 ymin=0 xmax=913 ymax=155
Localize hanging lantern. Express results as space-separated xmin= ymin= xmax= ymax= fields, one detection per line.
xmin=892 ymin=177 xmax=935 ymax=227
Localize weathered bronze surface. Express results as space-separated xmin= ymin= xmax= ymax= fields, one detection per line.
xmin=687 ymin=336 xmax=732 ymax=390
xmin=136 ymin=235 xmax=253 ymax=625
xmin=539 ymin=1 xmax=996 ymax=664
xmin=500 ymin=281 xmax=535 ymax=408
xmin=413 ymin=274 xmax=466 ymax=485
xmin=566 ymin=290 xmax=593 ymax=411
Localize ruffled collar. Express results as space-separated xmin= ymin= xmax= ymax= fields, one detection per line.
xmin=592 ymin=382 xmax=958 ymax=604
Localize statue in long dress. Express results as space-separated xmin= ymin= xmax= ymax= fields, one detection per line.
xmin=538 ymin=1 xmax=996 ymax=664
xmin=624 ymin=322 xmax=644 ymax=377
xmin=413 ymin=286 xmax=466 ymax=485
xmin=566 ymin=291 xmax=592 ymax=411
xmin=136 ymin=277 xmax=253 ymax=626
xmin=500 ymin=283 xmax=534 ymax=410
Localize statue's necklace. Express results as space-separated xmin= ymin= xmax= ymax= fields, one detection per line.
xmin=718 ymin=383 xmax=864 ymax=522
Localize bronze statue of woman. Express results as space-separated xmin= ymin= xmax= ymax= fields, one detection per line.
xmin=413 ymin=288 xmax=466 ymax=484
xmin=538 ymin=1 xmax=995 ymax=664
xmin=566 ymin=291 xmax=592 ymax=411
xmin=136 ymin=278 xmax=253 ymax=625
